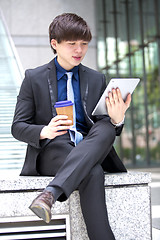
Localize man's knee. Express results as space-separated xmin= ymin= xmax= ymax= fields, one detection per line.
xmin=90 ymin=118 xmax=116 ymax=142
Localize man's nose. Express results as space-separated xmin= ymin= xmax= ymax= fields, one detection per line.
xmin=75 ymin=44 xmax=83 ymax=53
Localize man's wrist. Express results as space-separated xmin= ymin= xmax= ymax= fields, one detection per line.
xmin=110 ymin=116 xmax=125 ymax=127
xmin=40 ymin=126 xmax=47 ymax=139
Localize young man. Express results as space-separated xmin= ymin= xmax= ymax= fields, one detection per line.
xmin=12 ymin=13 xmax=131 ymax=240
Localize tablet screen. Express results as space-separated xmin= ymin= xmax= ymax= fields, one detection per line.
xmin=92 ymin=78 xmax=140 ymax=115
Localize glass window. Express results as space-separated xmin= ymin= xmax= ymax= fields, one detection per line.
xmin=96 ymin=0 xmax=160 ymax=167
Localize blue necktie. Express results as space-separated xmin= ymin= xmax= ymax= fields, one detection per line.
xmin=66 ymin=72 xmax=83 ymax=145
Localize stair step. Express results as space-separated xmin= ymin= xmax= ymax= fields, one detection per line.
xmin=0 ymin=14 xmax=24 ymax=172
xmin=0 ymin=155 xmax=25 ymax=159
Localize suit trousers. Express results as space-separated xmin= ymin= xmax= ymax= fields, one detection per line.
xmin=37 ymin=118 xmax=116 ymax=240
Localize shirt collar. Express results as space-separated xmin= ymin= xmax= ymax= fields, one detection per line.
xmin=54 ymin=57 xmax=79 ymax=81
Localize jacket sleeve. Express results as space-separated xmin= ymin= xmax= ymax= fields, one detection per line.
xmin=11 ymin=70 xmax=45 ymax=149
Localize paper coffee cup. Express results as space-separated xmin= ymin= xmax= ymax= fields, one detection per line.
xmin=54 ymin=100 xmax=73 ymax=125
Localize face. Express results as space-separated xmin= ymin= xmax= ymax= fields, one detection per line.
xmin=51 ymin=39 xmax=89 ymax=70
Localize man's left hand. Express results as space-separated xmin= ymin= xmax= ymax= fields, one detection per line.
xmin=105 ymin=88 xmax=131 ymax=124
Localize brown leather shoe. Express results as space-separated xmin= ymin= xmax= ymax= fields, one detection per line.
xmin=29 ymin=190 xmax=55 ymax=223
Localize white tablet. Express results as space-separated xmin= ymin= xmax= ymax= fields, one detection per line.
xmin=92 ymin=78 xmax=140 ymax=116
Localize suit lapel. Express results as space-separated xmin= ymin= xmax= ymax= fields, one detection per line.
xmin=47 ymin=59 xmax=58 ymax=116
xmin=79 ymin=64 xmax=88 ymax=109
xmin=79 ymin=64 xmax=94 ymax=125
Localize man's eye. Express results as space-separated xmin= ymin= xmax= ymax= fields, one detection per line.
xmin=69 ymin=42 xmax=75 ymax=45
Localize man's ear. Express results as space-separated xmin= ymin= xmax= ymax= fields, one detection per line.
xmin=51 ymin=39 xmax=57 ymax=50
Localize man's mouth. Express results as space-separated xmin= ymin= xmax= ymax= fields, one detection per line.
xmin=73 ymin=56 xmax=82 ymax=61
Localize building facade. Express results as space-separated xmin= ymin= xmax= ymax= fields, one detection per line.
xmin=96 ymin=0 xmax=160 ymax=168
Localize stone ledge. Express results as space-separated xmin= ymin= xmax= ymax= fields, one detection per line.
xmin=0 ymin=171 xmax=152 ymax=191
xmin=0 ymin=171 xmax=152 ymax=240
xmin=104 ymin=171 xmax=151 ymax=186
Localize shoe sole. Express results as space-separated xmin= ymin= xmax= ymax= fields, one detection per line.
xmin=29 ymin=204 xmax=51 ymax=223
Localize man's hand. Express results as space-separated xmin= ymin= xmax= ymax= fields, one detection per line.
xmin=105 ymin=88 xmax=131 ymax=124
xmin=40 ymin=115 xmax=72 ymax=140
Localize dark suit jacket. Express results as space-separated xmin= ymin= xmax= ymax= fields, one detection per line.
xmin=11 ymin=59 xmax=127 ymax=175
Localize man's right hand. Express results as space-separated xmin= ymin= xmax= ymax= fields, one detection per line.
xmin=40 ymin=115 xmax=72 ymax=140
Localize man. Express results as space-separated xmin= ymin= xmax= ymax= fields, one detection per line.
xmin=12 ymin=13 xmax=131 ymax=240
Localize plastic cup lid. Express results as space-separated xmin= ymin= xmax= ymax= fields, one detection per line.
xmin=54 ymin=100 xmax=73 ymax=108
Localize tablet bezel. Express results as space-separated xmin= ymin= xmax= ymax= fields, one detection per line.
xmin=92 ymin=78 xmax=140 ymax=116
